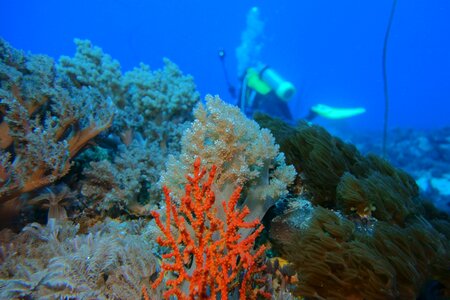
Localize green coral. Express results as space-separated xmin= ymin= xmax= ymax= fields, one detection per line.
xmin=122 ymin=58 xmax=200 ymax=122
xmin=57 ymin=39 xmax=123 ymax=103
xmin=55 ymin=39 xmax=201 ymax=217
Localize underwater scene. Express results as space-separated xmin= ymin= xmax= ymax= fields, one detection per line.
xmin=0 ymin=0 xmax=449 ymax=299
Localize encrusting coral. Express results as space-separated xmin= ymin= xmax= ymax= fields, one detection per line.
xmin=256 ymin=115 xmax=450 ymax=299
xmin=152 ymin=157 xmax=270 ymax=299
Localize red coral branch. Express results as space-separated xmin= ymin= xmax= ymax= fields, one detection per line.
xmin=151 ymin=157 xmax=269 ymax=299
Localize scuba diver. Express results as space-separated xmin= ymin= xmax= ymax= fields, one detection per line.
xmin=238 ymin=63 xmax=296 ymax=121
xmin=218 ymin=49 xmax=366 ymax=123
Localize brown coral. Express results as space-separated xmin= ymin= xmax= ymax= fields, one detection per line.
xmin=257 ymin=115 xmax=450 ymax=299
xmin=0 ymin=39 xmax=113 ymax=228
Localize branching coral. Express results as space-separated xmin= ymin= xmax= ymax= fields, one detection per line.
xmin=152 ymin=157 xmax=270 ymax=299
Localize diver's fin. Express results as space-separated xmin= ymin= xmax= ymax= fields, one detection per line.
xmin=311 ymin=104 xmax=366 ymax=119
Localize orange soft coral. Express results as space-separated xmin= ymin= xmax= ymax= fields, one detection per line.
xmin=151 ymin=157 xmax=270 ymax=299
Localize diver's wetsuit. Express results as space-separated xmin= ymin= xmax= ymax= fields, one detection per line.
xmin=238 ymin=90 xmax=293 ymax=122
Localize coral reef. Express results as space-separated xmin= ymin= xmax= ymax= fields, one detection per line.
xmin=1 ymin=36 xmax=449 ymax=300
xmin=121 ymin=59 xmax=199 ymax=126
xmin=0 ymin=38 xmax=113 ymax=228
xmin=256 ymin=115 xmax=450 ymax=299
xmin=116 ymin=58 xmax=199 ymax=155
xmin=0 ymin=37 xmax=303 ymax=299
xmin=58 ymin=39 xmax=200 ymax=217
xmin=81 ymin=139 xmax=163 ymax=216
xmin=0 ymin=38 xmax=201 ymax=225
xmin=57 ymin=39 xmax=123 ymax=104
xmin=58 ymin=39 xmax=199 ymax=147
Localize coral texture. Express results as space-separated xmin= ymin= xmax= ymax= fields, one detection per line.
xmin=256 ymin=115 xmax=450 ymax=299
xmin=152 ymin=157 xmax=269 ymax=299
xmin=58 ymin=39 xmax=199 ymax=146
xmin=57 ymin=39 xmax=123 ymax=104
xmin=161 ymin=95 xmax=296 ymax=223
xmin=0 ymin=219 xmax=158 ymax=299
xmin=122 ymin=59 xmax=199 ymax=125
xmin=57 ymin=39 xmax=200 ymax=217
xmin=0 ymin=38 xmax=113 ymax=227
xmin=81 ymin=139 xmax=164 ymax=216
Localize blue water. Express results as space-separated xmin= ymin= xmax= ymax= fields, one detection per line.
xmin=1 ymin=0 xmax=449 ymax=130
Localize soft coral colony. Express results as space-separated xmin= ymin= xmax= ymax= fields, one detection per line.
xmin=0 ymin=36 xmax=449 ymax=300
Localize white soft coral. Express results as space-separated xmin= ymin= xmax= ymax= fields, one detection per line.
xmin=160 ymin=95 xmax=296 ymax=220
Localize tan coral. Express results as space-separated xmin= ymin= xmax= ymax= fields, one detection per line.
xmin=161 ymin=95 xmax=296 ymax=222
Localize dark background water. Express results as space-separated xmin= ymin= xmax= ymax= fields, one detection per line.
xmin=1 ymin=0 xmax=449 ymax=132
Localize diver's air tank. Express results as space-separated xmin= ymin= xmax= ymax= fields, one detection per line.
xmin=259 ymin=66 xmax=296 ymax=101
